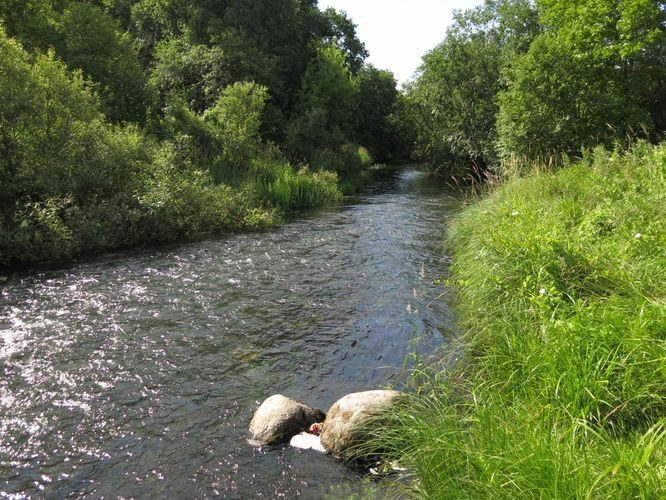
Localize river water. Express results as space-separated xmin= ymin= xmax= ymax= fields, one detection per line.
xmin=0 ymin=167 xmax=458 ymax=498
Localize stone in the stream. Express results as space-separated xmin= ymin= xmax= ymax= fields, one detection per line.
xmin=249 ymin=394 xmax=326 ymax=445
xmin=320 ymin=390 xmax=404 ymax=461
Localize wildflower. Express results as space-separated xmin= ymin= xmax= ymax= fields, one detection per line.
xmin=539 ymin=288 xmax=547 ymax=295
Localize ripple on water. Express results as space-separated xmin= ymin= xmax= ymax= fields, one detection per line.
xmin=0 ymin=168 xmax=459 ymax=498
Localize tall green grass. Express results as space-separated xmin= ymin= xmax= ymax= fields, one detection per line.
xmin=373 ymin=142 xmax=666 ymax=498
xmin=247 ymin=157 xmax=342 ymax=210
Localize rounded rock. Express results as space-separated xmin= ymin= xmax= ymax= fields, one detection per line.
xmin=249 ymin=394 xmax=326 ymax=445
xmin=320 ymin=390 xmax=404 ymax=461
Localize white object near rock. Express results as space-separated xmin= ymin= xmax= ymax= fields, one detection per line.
xmin=249 ymin=394 xmax=326 ymax=445
xmin=320 ymin=390 xmax=404 ymax=461
xmin=289 ymin=432 xmax=326 ymax=452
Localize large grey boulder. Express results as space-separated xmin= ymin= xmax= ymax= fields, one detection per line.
xmin=320 ymin=390 xmax=404 ymax=461
xmin=249 ymin=394 xmax=326 ymax=445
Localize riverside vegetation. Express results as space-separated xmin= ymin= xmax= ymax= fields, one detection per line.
xmin=367 ymin=0 xmax=666 ymax=498
xmin=0 ymin=0 xmax=406 ymax=267
xmin=374 ymin=143 xmax=666 ymax=498
xmin=2 ymin=0 xmax=665 ymax=498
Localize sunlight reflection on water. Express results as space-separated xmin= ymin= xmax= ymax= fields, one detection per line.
xmin=0 ymin=167 xmax=459 ymax=498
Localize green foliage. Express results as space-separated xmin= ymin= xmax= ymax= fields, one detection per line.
xmin=287 ymin=44 xmax=357 ymax=159
xmin=0 ymin=0 xmax=63 ymax=51
xmin=319 ymin=7 xmax=368 ymax=74
xmin=416 ymin=31 xmax=502 ymax=167
xmin=0 ymin=1 xmax=147 ymax=123
xmin=0 ymin=26 xmax=342 ymax=266
xmin=204 ymin=82 xmax=268 ymax=173
xmin=373 ymin=142 xmax=666 ymax=497
xmin=354 ymin=66 xmax=399 ymax=162
xmin=99 ymin=0 xmax=136 ymax=30
xmin=310 ymin=144 xmax=373 ymax=176
xmin=148 ymin=36 xmax=228 ymax=114
xmin=300 ymin=44 xmax=356 ymax=133
xmin=386 ymin=92 xmax=421 ymax=162
xmin=497 ymin=0 xmax=665 ymax=161
xmin=249 ymin=159 xmax=341 ymax=211
xmin=129 ymin=0 xmax=188 ymax=53
xmin=0 ymin=30 xmax=99 ymax=203
xmin=285 ymin=107 xmax=332 ymax=161
xmin=409 ymin=0 xmax=665 ymax=172
xmin=60 ymin=4 xmax=146 ymax=123
xmin=0 ymin=0 xmax=396 ymax=266
xmin=408 ymin=0 xmax=540 ymax=172
xmin=61 ymin=3 xmax=147 ymax=123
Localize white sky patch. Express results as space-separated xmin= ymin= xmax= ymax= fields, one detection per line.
xmin=319 ymin=0 xmax=484 ymax=85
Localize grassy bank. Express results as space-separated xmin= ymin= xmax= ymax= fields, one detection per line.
xmin=375 ymin=142 xmax=666 ymax=498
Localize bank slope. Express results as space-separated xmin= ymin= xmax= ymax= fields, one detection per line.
xmin=377 ymin=142 xmax=666 ymax=498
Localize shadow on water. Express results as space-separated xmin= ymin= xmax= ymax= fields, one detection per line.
xmin=0 ymin=166 xmax=460 ymax=498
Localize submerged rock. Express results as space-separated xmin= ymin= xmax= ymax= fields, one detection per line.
xmin=320 ymin=390 xmax=404 ymax=461
xmin=249 ymin=394 xmax=326 ymax=445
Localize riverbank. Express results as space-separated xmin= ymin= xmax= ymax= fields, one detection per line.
xmin=0 ymin=27 xmax=382 ymax=270
xmin=0 ymin=162 xmax=392 ymax=270
xmin=0 ymin=166 xmax=341 ymax=269
xmin=376 ymin=142 xmax=666 ymax=497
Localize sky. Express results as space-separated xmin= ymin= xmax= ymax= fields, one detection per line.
xmin=318 ymin=0 xmax=484 ymax=85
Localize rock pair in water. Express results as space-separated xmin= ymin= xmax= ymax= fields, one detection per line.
xmin=248 ymin=390 xmax=403 ymax=462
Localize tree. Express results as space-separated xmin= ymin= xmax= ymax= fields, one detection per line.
xmin=0 ymin=0 xmax=64 ymax=52
xmin=408 ymin=0 xmax=540 ymax=170
xmin=61 ymin=3 xmax=147 ymax=123
xmin=204 ymin=82 xmax=268 ymax=172
xmin=129 ymin=0 xmax=188 ymax=60
xmin=354 ymin=66 xmax=399 ymax=161
xmin=497 ymin=0 xmax=665 ymax=161
xmin=419 ymin=32 xmax=502 ymax=167
xmin=222 ymin=0 xmax=317 ymax=103
xmin=319 ymin=8 xmax=368 ymax=74
xmin=148 ymin=36 xmax=227 ymax=115
xmin=98 ymin=0 xmax=137 ymax=30
xmin=287 ymin=44 xmax=357 ymax=159
xmin=0 ymin=25 xmax=151 ymax=205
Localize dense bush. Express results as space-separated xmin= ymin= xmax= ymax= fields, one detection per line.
xmin=310 ymin=144 xmax=373 ymax=176
xmin=0 ymin=26 xmax=341 ymax=266
xmin=1 ymin=0 xmax=403 ymax=267
xmin=497 ymin=0 xmax=664 ymax=161
xmin=249 ymin=159 xmax=341 ymax=210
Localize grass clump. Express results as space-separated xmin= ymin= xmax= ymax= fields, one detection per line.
xmin=373 ymin=142 xmax=666 ymax=498
xmin=246 ymin=157 xmax=342 ymax=211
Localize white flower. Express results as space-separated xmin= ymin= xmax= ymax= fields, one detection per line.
xmin=539 ymin=288 xmax=547 ymax=295
xmin=634 ymin=233 xmax=642 ymax=239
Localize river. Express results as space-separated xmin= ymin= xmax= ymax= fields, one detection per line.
xmin=0 ymin=167 xmax=458 ymax=498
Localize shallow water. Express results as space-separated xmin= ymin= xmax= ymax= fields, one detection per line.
xmin=0 ymin=167 xmax=458 ymax=498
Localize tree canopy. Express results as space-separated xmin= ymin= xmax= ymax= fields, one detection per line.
xmin=0 ymin=0 xmax=404 ymax=265
xmin=406 ymin=0 xmax=666 ymax=173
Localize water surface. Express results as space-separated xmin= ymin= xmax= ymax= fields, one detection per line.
xmin=0 ymin=167 xmax=458 ymax=498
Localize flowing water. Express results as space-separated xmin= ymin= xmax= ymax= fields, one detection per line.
xmin=0 ymin=167 xmax=459 ymax=498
